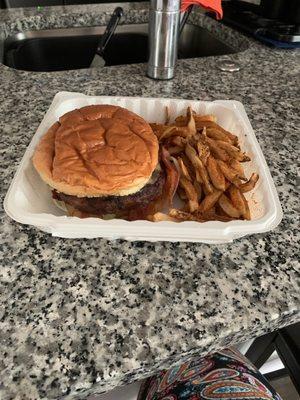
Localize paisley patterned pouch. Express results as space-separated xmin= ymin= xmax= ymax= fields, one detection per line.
xmin=137 ymin=348 xmax=282 ymax=400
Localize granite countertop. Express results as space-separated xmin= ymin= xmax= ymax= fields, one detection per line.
xmin=0 ymin=3 xmax=299 ymax=400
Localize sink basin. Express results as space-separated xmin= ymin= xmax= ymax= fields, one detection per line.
xmin=3 ymin=23 xmax=237 ymax=72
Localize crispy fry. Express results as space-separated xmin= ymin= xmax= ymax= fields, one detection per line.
xmin=217 ymin=160 xmax=240 ymax=185
xmin=203 ymin=136 xmax=230 ymax=162
xmin=213 ymin=213 xmax=236 ymax=222
xmin=188 ymin=200 xmax=199 ymax=213
xmin=175 ymin=114 xmax=217 ymax=127
xmin=218 ymin=194 xmax=242 ymax=218
xmin=178 ymin=157 xmax=192 ymax=181
xmin=194 ymin=181 xmax=202 ymax=202
xmin=215 ymin=140 xmax=239 ymax=153
xmin=194 ymin=208 xmax=236 ymax=222
xmin=180 ymin=154 xmax=196 ymax=180
xmin=207 ymin=156 xmax=226 ymax=191
xmin=202 ymin=185 xmax=211 ymax=196
xmin=240 ymin=192 xmax=251 ymax=220
xmin=169 ymin=208 xmax=218 ymax=222
xmin=174 ymin=118 xmax=189 ymax=127
xmin=159 ymin=126 xmax=179 ymax=141
xmin=185 ymin=142 xmax=202 ymax=182
xmin=229 ymin=159 xmax=247 ymax=181
xmin=215 ymin=140 xmax=251 ymax=162
xmin=206 ymin=128 xmax=234 ymax=144
xmin=169 ymin=208 xmax=200 ymax=222
xmin=151 ymin=212 xmax=178 ymax=222
xmin=151 ymin=107 xmax=257 ymax=223
xmin=150 ymin=123 xmax=166 ymax=139
xmin=149 ymin=122 xmax=162 ymax=139
xmin=215 ymin=203 xmax=231 ymax=218
xmin=203 ymin=122 xmax=238 ymax=144
xmin=160 ymin=126 xmax=193 ymax=141
xmin=198 ymin=190 xmax=223 ymax=213
xmin=167 ymin=146 xmax=183 ymax=155
xmin=177 ymin=187 xmax=187 ymax=201
xmin=239 ymin=154 xmax=251 ymax=163
xmin=185 ymin=143 xmax=213 ymax=193
xmin=150 ymin=122 xmax=161 ymax=130
xmin=228 ymin=185 xmax=246 ymax=215
xmin=215 ymin=140 xmax=240 ymax=155
xmin=239 ymin=173 xmax=259 ymax=193
xmin=170 ymin=136 xmax=186 ymax=147
xmin=179 ymin=176 xmax=198 ymax=212
xmin=196 ymin=140 xmax=210 ymax=165
xmin=187 ymin=106 xmax=197 ymax=135
xmin=170 ymin=208 xmax=231 ymax=223
xmin=161 ymin=147 xmax=180 ymax=206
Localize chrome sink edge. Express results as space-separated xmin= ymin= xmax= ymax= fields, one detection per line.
xmin=5 ymin=23 xmax=149 ymax=45
xmin=1 ymin=21 xmax=244 ymax=71
xmin=1 ymin=23 xmax=149 ymax=64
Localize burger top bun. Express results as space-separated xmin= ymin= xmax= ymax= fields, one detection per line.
xmin=32 ymin=105 xmax=159 ymax=197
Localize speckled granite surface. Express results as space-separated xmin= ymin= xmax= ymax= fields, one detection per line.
xmin=0 ymin=2 xmax=299 ymax=400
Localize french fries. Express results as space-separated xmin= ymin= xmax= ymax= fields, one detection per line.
xmin=241 ymin=192 xmax=251 ymax=220
xmin=178 ymin=157 xmax=192 ymax=181
xmin=186 ymin=106 xmax=197 ymax=135
xmin=159 ymin=126 xmax=180 ymax=141
xmin=175 ymin=114 xmax=217 ymax=127
xmin=207 ymin=156 xmax=226 ymax=191
xmin=204 ymin=136 xmax=230 ymax=162
xmin=198 ymin=190 xmax=223 ymax=213
xmin=205 ymin=122 xmax=238 ymax=145
xmin=193 ymin=181 xmax=202 ymax=202
xmin=170 ymin=136 xmax=186 ymax=147
xmin=151 ymin=212 xmax=178 ymax=222
xmin=150 ymin=123 xmax=169 ymax=139
xmin=228 ymin=185 xmax=246 ymax=215
xmin=215 ymin=140 xmax=249 ymax=162
xmin=229 ymin=159 xmax=247 ymax=181
xmin=177 ymin=187 xmax=188 ymax=201
xmin=179 ymin=176 xmax=198 ymax=212
xmin=185 ymin=143 xmax=213 ymax=193
xmin=148 ymin=107 xmax=259 ymax=223
xmin=206 ymin=127 xmax=234 ymax=144
xmin=239 ymin=173 xmax=259 ymax=193
xmin=218 ymin=194 xmax=242 ymax=218
xmin=196 ymin=141 xmax=210 ymax=165
xmin=168 ymin=146 xmax=183 ymax=155
xmin=180 ymin=154 xmax=196 ymax=180
xmin=169 ymin=208 xmax=202 ymax=221
xmin=217 ymin=160 xmax=241 ymax=185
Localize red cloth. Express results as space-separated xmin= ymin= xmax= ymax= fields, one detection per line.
xmin=181 ymin=0 xmax=223 ymax=19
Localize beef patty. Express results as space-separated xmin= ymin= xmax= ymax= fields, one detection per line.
xmin=53 ymin=166 xmax=166 ymax=219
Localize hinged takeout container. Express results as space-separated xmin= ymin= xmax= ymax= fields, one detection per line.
xmin=4 ymin=92 xmax=282 ymax=243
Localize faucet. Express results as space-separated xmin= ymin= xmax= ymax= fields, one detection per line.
xmin=147 ymin=0 xmax=181 ymax=80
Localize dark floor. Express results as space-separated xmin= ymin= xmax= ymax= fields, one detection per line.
xmin=270 ymin=375 xmax=299 ymax=400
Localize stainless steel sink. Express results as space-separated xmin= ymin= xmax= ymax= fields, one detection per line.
xmin=2 ymin=23 xmax=237 ymax=72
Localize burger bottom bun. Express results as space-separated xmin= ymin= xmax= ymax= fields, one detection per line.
xmin=53 ymin=198 xmax=116 ymax=219
xmin=53 ymin=198 xmax=163 ymax=220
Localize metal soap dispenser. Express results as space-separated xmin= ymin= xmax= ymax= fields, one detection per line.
xmin=147 ymin=0 xmax=181 ymax=80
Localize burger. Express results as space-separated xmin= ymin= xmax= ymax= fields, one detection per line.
xmin=32 ymin=104 xmax=177 ymax=221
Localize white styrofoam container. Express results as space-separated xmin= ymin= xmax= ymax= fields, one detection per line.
xmin=4 ymin=92 xmax=282 ymax=243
